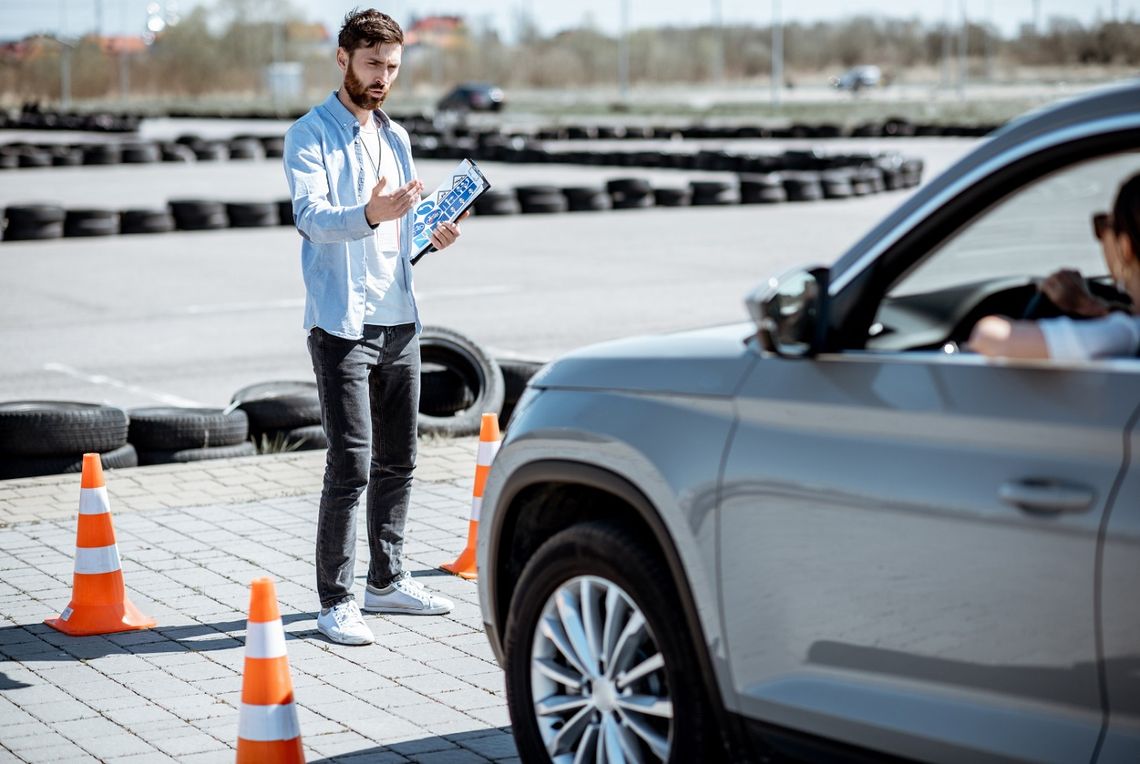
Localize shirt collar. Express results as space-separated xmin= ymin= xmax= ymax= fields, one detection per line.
xmin=323 ymin=90 xmax=392 ymax=132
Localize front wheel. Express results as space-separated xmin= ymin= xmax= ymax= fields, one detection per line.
xmin=504 ymin=522 xmax=713 ymax=763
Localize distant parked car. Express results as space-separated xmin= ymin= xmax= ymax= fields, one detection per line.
xmin=476 ymin=81 xmax=1140 ymax=763
xmin=436 ymin=82 xmax=505 ymax=113
xmin=831 ymin=64 xmax=882 ymax=92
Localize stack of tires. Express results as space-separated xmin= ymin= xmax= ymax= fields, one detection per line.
xmin=3 ymin=204 xmax=64 ymax=241
xmin=0 ymin=402 xmax=136 ymax=480
xmin=606 ymin=178 xmax=654 ymax=209
xmin=232 ymin=382 xmax=326 ymax=452
xmin=128 ymin=407 xmax=254 ymax=465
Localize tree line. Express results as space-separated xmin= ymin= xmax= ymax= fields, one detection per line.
xmin=1 ymin=9 xmax=1137 ymax=104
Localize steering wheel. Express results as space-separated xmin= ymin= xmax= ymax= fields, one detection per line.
xmin=1020 ymin=290 xmax=1051 ymax=320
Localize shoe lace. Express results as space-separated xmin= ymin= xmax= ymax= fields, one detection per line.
xmin=333 ymin=600 xmax=361 ymax=625
xmin=393 ymin=573 xmax=428 ymax=597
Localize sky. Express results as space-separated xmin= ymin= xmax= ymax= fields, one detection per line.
xmin=2 ymin=0 xmax=1137 ymax=41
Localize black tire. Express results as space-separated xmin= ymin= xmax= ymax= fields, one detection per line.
xmin=653 ymin=187 xmax=691 ymax=207
xmin=820 ymin=170 xmax=854 ymax=200
xmin=505 ymin=523 xmax=713 ymax=764
xmin=121 ymin=208 xmax=175 ymax=235
xmin=0 ymin=401 xmax=128 ymax=456
xmin=161 ymin=143 xmax=196 ymax=163
xmin=496 ymin=358 xmax=544 ymax=429
xmin=420 ymin=367 xmax=474 ymax=417
xmin=281 ymin=424 xmax=326 ymax=450
xmin=120 ymin=143 xmax=160 ymax=163
xmin=226 ymin=202 xmax=278 ymax=228
xmin=561 ymin=187 xmax=611 ymax=212
xmin=518 ymin=196 xmax=568 ymax=214
xmin=418 ymin=326 xmax=504 ymax=437
xmin=4 ymin=204 xmax=66 ymax=241
xmin=782 ymin=171 xmax=824 ymax=202
xmin=260 ymin=136 xmax=286 ymax=158
xmin=137 ymin=440 xmax=258 ymax=465
xmin=128 ymin=407 xmax=249 ymax=450
xmin=227 ymin=138 xmax=262 ymax=160
xmin=193 ymin=142 xmax=228 ymax=161
xmin=276 ymin=199 xmax=294 ymax=226
xmin=6 ymin=203 xmax=65 ymax=225
xmin=169 ymin=199 xmax=228 ymax=231
xmin=739 ymin=173 xmax=787 ymax=204
xmin=606 ymin=177 xmax=654 ymax=209
xmin=473 ymin=189 xmax=520 ymax=216
xmin=689 ymin=180 xmax=738 ymax=206
xmin=516 ymin=187 xmax=568 ymax=214
xmin=232 ymin=381 xmax=322 ymax=433
xmin=0 ymin=444 xmax=138 ymax=480
xmin=81 ymin=144 xmax=121 ymax=166
xmin=64 ymin=209 xmax=119 ymax=237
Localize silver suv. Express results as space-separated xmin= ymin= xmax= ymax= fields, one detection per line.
xmin=477 ymin=82 xmax=1140 ymax=763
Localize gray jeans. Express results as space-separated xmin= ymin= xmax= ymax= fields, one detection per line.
xmin=307 ymin=323 xmax=419 ymax=609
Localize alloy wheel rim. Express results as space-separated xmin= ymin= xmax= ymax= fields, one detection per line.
xmin=530 ymin=575 xmax=673 ymax=763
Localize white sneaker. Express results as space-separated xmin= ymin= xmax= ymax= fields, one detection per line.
xmin=316 ymin=599 xmax=374 ymax=645
xmin=363 ymin=573 xmax=454 ymax=615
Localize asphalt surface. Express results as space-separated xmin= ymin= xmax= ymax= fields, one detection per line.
xmin=0 ymin=134 xmax=978 ymax=409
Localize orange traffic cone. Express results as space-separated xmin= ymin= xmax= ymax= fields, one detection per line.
xmin=441 ymin=413 xmax=500 ymax=580
xmin=236 ymin=578 xmax=304 ymax=764
xmin=45 ymin=454 xmax=156 ymax=636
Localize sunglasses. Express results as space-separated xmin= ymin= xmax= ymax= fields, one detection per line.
xmin=1092 ymin=212 xmax=1112 ymax=240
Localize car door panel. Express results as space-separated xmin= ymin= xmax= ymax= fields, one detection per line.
xmin=719 ymin=352 xmax=1135 ymax=763
xmin=1095 ymin=406 xmax=1140 ymax=763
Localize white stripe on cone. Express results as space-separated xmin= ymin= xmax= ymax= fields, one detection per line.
xmin=476 ymin=440 xmax=500 ymax=466
xmin=74 ymin=544 xmax=122 ymax=575
xmin=78 ymin=487 xmax=110 ymax=516
xmin=245 ymin=620 xmax=288 ymax=660
xmin=470 ymin=496 xmax=483 ymax=523
xmin=238 ymin=702 xmax=301 ymax=742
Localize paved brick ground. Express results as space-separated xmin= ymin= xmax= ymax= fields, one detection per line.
xmin=0 ymin=438 xmax=519 ymax=763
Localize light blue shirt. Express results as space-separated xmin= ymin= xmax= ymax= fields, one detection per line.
xmin=283 ymin=91 xmax=420 ymax=339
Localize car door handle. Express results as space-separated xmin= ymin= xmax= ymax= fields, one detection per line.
xmin=999 ymin=479 xmax=1096 ymax=514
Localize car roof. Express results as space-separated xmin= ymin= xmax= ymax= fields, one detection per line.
xmin=829 ymin=78 xmax=1140 ymax=293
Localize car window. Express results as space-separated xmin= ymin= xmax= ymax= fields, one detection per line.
xmin=891 ymin=152 xmax=1140 ymax=297
xmin=865 ymin=151 xmax=1140 ymax=353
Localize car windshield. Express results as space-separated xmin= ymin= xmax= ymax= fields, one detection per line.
xmin=891 ymin=152 xmax=1140 ymax=297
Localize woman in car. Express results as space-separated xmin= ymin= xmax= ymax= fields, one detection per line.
xmin=970 ymin=172 xmax=1140 ymax=360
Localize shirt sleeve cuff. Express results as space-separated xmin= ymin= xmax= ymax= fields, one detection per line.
xmin=349 ymin=202 xmax=377 ymax=237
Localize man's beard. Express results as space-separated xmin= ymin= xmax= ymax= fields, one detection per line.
xmin=343 ymin=66 xmax=387 ymax=110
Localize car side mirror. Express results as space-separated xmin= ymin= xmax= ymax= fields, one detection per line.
xmin=745 ymin=267 xmax=829 ymax=357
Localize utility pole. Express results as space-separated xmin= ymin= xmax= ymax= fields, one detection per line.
xmin=771 ymin=0 xmax=782 ymax=107
xmin=711 ymin=0 xmax=724 ymax=85
xmin=618 ymin=0 xmax=630 ymax=100
xmin=957 ymin=0 xmax=967 ymax=99
xmin=940 ymin=0 xmax=952 ymax=90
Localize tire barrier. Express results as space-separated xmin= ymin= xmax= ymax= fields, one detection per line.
xmin=2 ymin=105 xmax=139 ymax=132
xmin=0 ymin=401 xmax=135 ymax=480
xmin=1 ymin=155 xmax=924 ymax=242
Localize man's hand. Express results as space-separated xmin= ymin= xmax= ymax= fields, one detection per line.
xmin=429 ymin=210 xmax=470 ymax=251
xmin=365 ymin=177 xmax=424 ymax=226
xmin=1040 ymin=269 xmax=1108 ymax=317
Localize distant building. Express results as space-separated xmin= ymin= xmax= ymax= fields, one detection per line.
xmin=406 ymin=16 xmax=467 ymax=50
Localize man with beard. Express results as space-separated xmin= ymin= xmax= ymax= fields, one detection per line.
xmin=284 ymin=9 xmax=462 ymax=645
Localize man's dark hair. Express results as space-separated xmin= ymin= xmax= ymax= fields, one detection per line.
xmin=338 ymin=8 xmax=404 ymax=54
